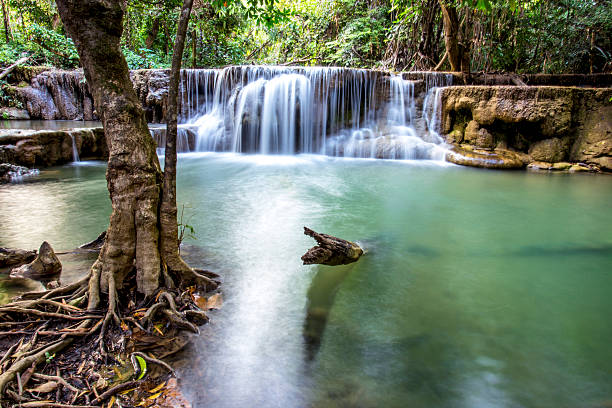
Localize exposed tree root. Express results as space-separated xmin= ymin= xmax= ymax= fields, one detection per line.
xmin=0 ymin=266 xmax=221 ymax=407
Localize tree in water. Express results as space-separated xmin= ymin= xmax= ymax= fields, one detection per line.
xmin=0 ymin=0 xmax=217 ymax=401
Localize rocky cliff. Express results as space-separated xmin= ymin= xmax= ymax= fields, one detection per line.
xmin=0 ymin=127 xmax=107 ymax=167
xmin=440 ymin=86 xmax=612 ymax=171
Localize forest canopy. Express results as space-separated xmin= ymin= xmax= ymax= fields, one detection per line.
xmin=0 ymin=0 xmax=610 ymax=73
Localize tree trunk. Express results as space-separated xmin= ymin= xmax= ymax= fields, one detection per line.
xmin=160 ymin=0 xmax=194 ymax=275
xmin=56 ymin=0 xmax=163 ymax=298
xmin=191 ymin=29 xmax=197 ymax=68
xmin=440 ymin=2 xmax=461 ymax=72
xmin=145 ymin=17 xmax=160 ymax=50
xmin=0 ymin=0 xmax=12 ymax=43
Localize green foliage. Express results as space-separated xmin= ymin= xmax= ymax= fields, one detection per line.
xmin=0 ymin=0 xmax=608 ymax=73
xmin=122 ymin=47 xmax=169 ymax=70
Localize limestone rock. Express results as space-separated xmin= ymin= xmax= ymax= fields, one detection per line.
xmin=0 ymin=163 xmax=39 ymax=183
xmin=570 ymin=101 xmax=612 ymax=171
xmin=527 ymin=161 xmax=554 ymax=170
xmin=0 ymin=127 xmax=107 ymax=167
xmin=10 ymin=241 xmax=62 ymax=281
xmin=464 ymin=120 xmax=494 ymax=148
xmin=552 ymin=162 xmax=572 ymax=170
xmin=446 ymin=129 xmax=464 ymax=144
xmin=528 ymin=138 xmax=569 ymax=162
xmin=446 ymin=146 xmax=527 ymax=169
xmin=0 ymin=247 xmax=37 ymax=268
xmin=0 ymin=107 xmax=30 ymax=120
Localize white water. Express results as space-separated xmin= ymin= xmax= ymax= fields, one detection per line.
xmin=69 ymin=133 xmax=80 ymax=162
xmin=167 ymin=67 xmax=453 ymax=160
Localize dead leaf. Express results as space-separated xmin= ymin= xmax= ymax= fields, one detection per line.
xmin=28 ymin=381 xmax=58 ymax=393
xmin=148 ymin=381 xmax=166 ymax=394
xmin=20 ymin=363 xmax=36 ymax=389
xmin=193 ymin=294 xmax=207 ymax=310
xmin=153 ymin=324 xmax=164 ymax=336
xmin=148 ymin=391 xmax=163 ymax=400
xmin=206 ymin=293 xmax=223 ymax=310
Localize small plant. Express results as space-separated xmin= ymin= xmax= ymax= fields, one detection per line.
xmin=177 ymin=204 xmax=197 ymax=251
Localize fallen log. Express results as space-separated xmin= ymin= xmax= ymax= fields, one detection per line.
xmin=301 ymin=227 xmax=363 ymax=266
xmin=78 ymin=230 xmax=106 ymax=250
xmin=0 ymin=56 xmax=29 ymax=81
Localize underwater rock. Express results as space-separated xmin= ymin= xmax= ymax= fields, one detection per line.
xmin=79 ymin=231 xmax=106 ymax=250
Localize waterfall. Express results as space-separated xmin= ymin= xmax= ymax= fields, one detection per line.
xmin=70 ymin=133 xmax=80 ymax=162
xmin=172 ymin=66 xmax=452 ymax=160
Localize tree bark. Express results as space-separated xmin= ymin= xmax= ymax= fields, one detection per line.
xmin=160 ymin=0 xmax=194 ymax=275
xmin=0 ymin=0 xmax=12 ymax=43
xmin=56 ymin=0 xmax=163 ymax=298
xmin=440 ymin=1 xmax=471 ymax=81
xmin=440 ymin=2 xmax=461 ymax=72
xmin=145 ymin=17 xmax=160 ymax=50
xmin=301 ymin=227 xmax=363 ymax=266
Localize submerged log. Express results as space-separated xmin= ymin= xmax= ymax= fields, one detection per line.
xmin=0 ymin=247 xmax=37 ymax=268
xmin=9 ymin=241 xmax=62 ymax=281
xmin=78 ymin=230 xmax=106 ymax=250
xmin=301 ymin=227 xmax=363 ymax=266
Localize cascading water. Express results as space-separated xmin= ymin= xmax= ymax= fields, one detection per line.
xmin=173 ymin=66 xmax=452 ymax=160
xmin=70 ymin=133 xmax=80 ymax=162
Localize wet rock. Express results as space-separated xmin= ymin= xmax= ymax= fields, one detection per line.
xmin=552 ymin=161 xmax=572 ymax=170
xmin=0 ymin=107 xmax=30 ymax=119
xmin=0 ymin=247 xmax=37 ymax=268
xmin=446 ymin=145 xmax=527 ymax=169
xmin=0 ymin=127 xmax=107 ymax=167
xmin=10 ymin=241 xmax=62 ymax=281
xmin=569 ymin=164 xmax=591 ymax=172
xmin=0 ymin=163 xmax=39 ymax=183
xmin=527 ymin=161 xmax=554 ymax=171
xmin=529 ymin=138 xmax=569 ymax=162
xmin=446 ymin=129 xmax=463 ymax=144
xmin=570 ymin=100 xmax=612 ymax=171
xmin=441 ymin=86 xmax=612 ymax=172
xmin=464 ymin=120 xmax=494 ymax=148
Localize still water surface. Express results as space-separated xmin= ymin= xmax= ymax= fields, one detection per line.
xmin=1 ymin=154 xmax=611 ymax=408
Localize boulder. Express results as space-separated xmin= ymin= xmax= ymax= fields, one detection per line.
xmin=10 ymin=241 xmax=62 ymax=281
xmin=0 ymin=127 xmax=107 ymax=167
xmin=0 ymin=107 xmax=30 ymax=120
xmin=570 ymin=101 xmax=612 ymax=171
xmin=464 ymin=120 xmax=494 ymax=148
xmin=446 ymin=145 xmax=527 ymax=169
xmin=0 ymin=163 xmax=39 ymax=183
xmin=0 ymin=247 xmax=37 ymax=268
xmin=528 ymin=138 xmax=569 ymax=162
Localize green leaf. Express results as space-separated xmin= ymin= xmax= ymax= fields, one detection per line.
xmin=132 ymin=355 xmax=147 ymax=380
